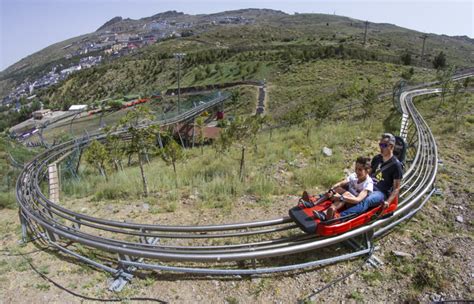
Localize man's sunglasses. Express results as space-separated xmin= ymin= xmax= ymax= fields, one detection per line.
xmin=379 ymin=143 xmax=389 ymax=148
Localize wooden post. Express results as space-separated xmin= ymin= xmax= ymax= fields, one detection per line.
xmin=48 ymin=164 xmax=60 ymax=203
xmin=239 ymin=146 xmax=245 ymax=181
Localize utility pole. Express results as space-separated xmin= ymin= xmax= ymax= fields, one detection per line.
xmin=363 ymin=21 xmax=369 ymax=45
xmin=420 ymin=34 xmax=428 ymax=64
xmin=173 ymin=53 xmax=186 ymax=113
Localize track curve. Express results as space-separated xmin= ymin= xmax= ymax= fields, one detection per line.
xmin=16 ymin=72 xmax=473 ymax=276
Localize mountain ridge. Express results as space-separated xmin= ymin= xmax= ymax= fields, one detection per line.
xmin=1 ymin=8 xmax=473 ymax=102
xmin=96 ymin=16 xmax=123 ymax=31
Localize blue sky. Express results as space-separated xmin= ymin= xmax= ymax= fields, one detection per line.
xmin=1 ymin=0 xmax=473 ymax=71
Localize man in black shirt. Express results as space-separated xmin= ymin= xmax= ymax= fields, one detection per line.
xmin=340 ymin=133 xmax=403 ymax=217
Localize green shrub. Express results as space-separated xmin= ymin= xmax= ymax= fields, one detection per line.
xmin=466 ymin=114 xmax=474 ymax=124
xmin=94 ymin=187 xmax=131 ymax=201
xmin=464 ymin=136 xmax=474 ymax=151
xmin=0 ymin=191 xmax=17 ymax=209
xmin=165 ymin=201 xmax=177 ymax=212
xmin=400 ymin=52 xmax=412 ymax=65
xmin=361 ymin=270 xmax=384 ymax=286
xmin=433 ymin=51 xmax=447 ymax=70
xmin=225 ymin=296 xmax=239 ymax=304
xmin=412 ymin=259 xmax=448 ymax=291
xmin=348 ymin=290 xmax=364 ymax=302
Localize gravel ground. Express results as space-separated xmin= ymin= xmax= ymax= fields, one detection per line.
xmin=1 ymin=179 xmax=472 ymax=303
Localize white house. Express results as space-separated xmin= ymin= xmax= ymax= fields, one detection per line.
xmin=68 ymin=105 xmax=88 ymax=111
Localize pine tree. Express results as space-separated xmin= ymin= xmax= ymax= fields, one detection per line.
xmin=433 ymin=51 xmax=447 ymax=70
xmin=400 ymin=52 xmax=412 ymax=65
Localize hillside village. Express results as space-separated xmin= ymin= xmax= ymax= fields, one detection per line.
xmin=1 ymin=12 xmax=253 ymax=109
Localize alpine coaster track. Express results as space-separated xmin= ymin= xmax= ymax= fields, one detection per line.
xmin=15 ymin=72 xmax=473 ymax=288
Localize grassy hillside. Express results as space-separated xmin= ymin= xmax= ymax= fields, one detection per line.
xmin=1 ymin=9 xmax=473 ymax=103
xmin=34 ymin=37 xmax=438 ymax=112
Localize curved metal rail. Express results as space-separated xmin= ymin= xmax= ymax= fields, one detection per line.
xmin=16 ymin=72 xmax=473 ymax=277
